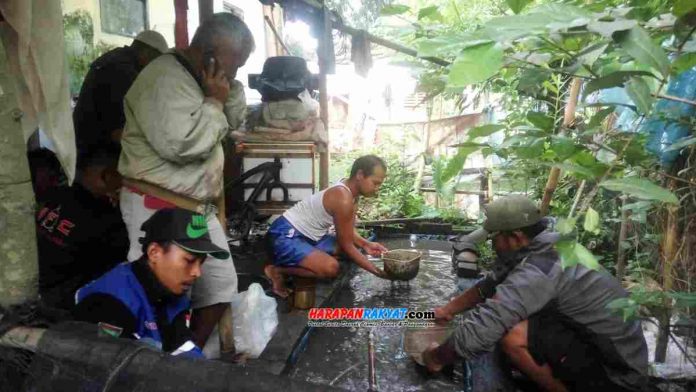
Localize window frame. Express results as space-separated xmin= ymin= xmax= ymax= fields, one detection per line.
xmin=99 ymin=0 xmax=149 ymax=38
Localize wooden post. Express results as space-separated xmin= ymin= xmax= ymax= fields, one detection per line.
xmin=486 ymin=169 xmax=494 ymax=203
xmin=198 ymin=0 xmax=214 ymax=25
xmin=479 ymin=172 xmax=489 ymax=210
xmin=540 ymin=78 xmax=582 ymax=215
xmin=174 ymin=0 xmax=189 ymax=49
xmin=413 ymin=102 xmax=433 ymax=192
xmin=655 ymin=179 xmax=679 ymax=362
xmin=317 ymin=1 xmax=331 ymax=190
xmin=0 ymin=38 xmax=39 ymax=307
xmin=318 ymin=75 xmax=329 ymax=190
xmin=263 ymin=11 xmax=288 ymax=56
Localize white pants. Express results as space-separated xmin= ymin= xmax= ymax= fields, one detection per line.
xmin=120 ymin=187 xmax=237 ymax=308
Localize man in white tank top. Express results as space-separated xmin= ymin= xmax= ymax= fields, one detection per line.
xmin=265 ymin=155 xmax=389 ymax=297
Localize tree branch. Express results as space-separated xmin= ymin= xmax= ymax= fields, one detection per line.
xmin=653 ymin=93 xmax=696 ymax=107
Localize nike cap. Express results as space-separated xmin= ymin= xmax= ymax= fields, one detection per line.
xmin=139 ymin=208 xmax=230 ymax=260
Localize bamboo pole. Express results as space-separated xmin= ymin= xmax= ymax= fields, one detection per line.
xmin=317 ymin=58 xmax=329 ymax=189
xmin=263 ymin=15 xmax=290 ymax=55
xmin=540 ymin=78 xmax=582 ymax=215
xmin=486 ymin=169 xmax=494 ymax=203
xmin=616 ymin=196 xmax=630 ymax=281
xmin=0 ymin=37 xmax=39 ymax=307
xmin=263 ymin=7 xmax=286 ymax=57
xmin=568 ymin=180 xmax=586 ymax=218
xmin=540 ymin=169 xmax=561 ymax=215
xmin=655 ymin=179 xmax=679 ymax=363
xmin=413 ymin=102 xmax=433 ymax=192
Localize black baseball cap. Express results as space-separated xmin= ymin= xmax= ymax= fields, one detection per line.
xmin=139 ymin=208 xmax=230 ymax=260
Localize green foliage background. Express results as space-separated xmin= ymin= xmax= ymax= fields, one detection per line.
xmin=63 ymin=11 xmax=117 ymax=96
xmin=352 ymin=0 xmax=696 ymax=335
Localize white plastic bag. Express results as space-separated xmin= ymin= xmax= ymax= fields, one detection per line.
xmin=230 ymin=283 xmax=278 ymax=358
xmin=202 ymin=283 xmax=278 ymax=359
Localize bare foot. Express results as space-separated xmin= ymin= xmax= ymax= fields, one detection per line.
xmin=264 ymin=265 xmax=290 ymax=298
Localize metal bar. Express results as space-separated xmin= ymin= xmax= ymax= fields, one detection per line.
xmin=367 ymin=329 xmax=378 ymax=391
xmin=242 ymin=152 xmax=315 ymax=158
xmin=420 ymin=188 xmax=486 ymax=195
xmin=357 ymin=217 xmax=435 ymax=225
xmin=240 ymin=142 xmax=317 ymax=149
xmin=242 ymin=183 xmax=314 ymax=189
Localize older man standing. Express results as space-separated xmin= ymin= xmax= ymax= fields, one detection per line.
xmin=118 ymin=13 xmax=253 ymax=349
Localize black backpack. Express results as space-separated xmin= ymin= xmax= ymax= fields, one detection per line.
xmin=248 ymin=56 xmax=318 ymax=102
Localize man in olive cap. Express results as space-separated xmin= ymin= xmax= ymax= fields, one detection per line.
xmin=74 ymin=208 xmax=229 ymax=358
xmin=419 ymin=195 xmax=649 ymax=392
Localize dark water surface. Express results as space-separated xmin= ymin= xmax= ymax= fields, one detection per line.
xmin=289 ymin=238 xmax=466 ymax=391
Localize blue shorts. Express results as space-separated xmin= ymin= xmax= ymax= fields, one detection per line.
xmin=268 ymin=216 xmax=337 ymax=267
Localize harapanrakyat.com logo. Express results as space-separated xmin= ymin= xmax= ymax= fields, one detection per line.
xmin=307 ymin=307 xmax=436 ymax=328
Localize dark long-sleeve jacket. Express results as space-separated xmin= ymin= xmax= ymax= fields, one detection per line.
xmin=451 ymin=231 xmax=649 ymax=391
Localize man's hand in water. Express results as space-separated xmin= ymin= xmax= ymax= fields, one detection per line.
xmin=363 ymin=241 xmax=388 ymax=257
xmin=421 ymin=343 xmax=445 ymax=373
xmin=370 ymin=265 xmax=387 ymax=278
xmin=433 ymin=306 xmax=454 ymax=325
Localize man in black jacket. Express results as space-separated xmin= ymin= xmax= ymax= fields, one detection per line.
xmin=72 ymin=30 xmax=167 ymax=162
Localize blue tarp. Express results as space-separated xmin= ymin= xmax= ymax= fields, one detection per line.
xmin=596 ymin=67 xmax=696 ymax=167
xmin=642 ymin=68 xmax=696 ymax=166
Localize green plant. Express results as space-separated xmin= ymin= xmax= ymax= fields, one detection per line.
xmin=379 ymin=0 xmax=692 ymax=262
xmin=373 ymin=0 xmax=696 ymax=361
xmin=63 ymin=11 xmax=117 ymax=95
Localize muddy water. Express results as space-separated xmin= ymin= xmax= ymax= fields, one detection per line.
xmin=289 ymin=238 xmax=466 ymax=392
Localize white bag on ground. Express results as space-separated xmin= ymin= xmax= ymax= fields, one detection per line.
xmin=231 ymin=283 xmax=278 ymax=358
xmin=202 ymin=283 xmax=278 ymax=359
